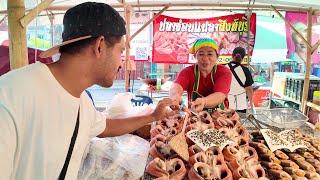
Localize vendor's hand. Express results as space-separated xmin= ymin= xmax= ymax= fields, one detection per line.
xmin=170 ymin=95 xmax=183 ymax=105
xmin=151 ymin=98 xmax=180 ymax=122
xmin=190 ymin=98 xmax=206 ymax=112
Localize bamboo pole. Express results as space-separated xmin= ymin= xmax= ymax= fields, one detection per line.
xmin=8 ymin=0 xmax=28 ymax=70
xmin=271 ymin=5 xmax=312 ymax=50
xmin=125 ymin=9 xmax=131 ymax=92
xmin=246 ymin=9 xmax=251 ymax=65
xmin=306 ymin=102 xmax=320 ymax=112
xmin=117 ymin=0 xmax=134 ymax=12
xmin=20 ymin=0 xmax=54 ymax=28
xmin=302 ymin=7 xmax=313 ymax=113
xmin=130 ymin=5 xmax=169 ymax=42
xmin=312 ymin=40 xmax=320 ymax=54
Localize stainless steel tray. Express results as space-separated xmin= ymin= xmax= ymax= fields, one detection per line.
xmin=253 ymin=108 xmax=308 ymax=129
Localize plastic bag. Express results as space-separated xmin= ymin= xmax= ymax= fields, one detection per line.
xmin=77 ymin=134 xmax=150 ymax=180
xmin=107 ymin=92 xmax=135 ymax=117
xmin=105 ymin=92 xmax=156 ymax=118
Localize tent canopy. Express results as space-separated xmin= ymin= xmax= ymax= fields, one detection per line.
xmin=1 ymin=0 xmax=320 ymax=14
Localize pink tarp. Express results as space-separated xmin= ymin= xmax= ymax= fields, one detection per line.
xmin=0 ymin=45 xmax=53 ymax=76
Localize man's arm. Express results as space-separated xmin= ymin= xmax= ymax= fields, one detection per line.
xmin=0 ymin=104 xmax=16 ymax=179
xmin=169 ymin=83 xmax=184 ymax=104
xmin=98 ymin=98 xmax=179 ymax=137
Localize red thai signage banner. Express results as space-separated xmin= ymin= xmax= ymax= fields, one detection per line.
xmin=152 ymin=13 xmax=256 ymax=64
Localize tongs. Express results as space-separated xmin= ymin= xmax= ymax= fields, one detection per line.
xmin=247 ymin=114 xmax=282 ymax=133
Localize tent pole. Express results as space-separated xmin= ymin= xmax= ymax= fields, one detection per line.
xmin=302 ymin=7 xmax=313 ymax=113
xmin=20 ymin=0 xmax=54 ymax=28
xmin=246 ymin=9 xmax=252 ymax=65
xmin=8 ymin=0 xmax=28 ymax=70
xmin=125 ymin=8 xmax=131 ymax=92
xmin=271 ymin=5 xmax=312 ymax=50
xmin=130 ymin=5 xmax=169 ymax=41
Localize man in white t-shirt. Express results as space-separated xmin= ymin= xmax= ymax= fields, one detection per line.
xmin=226 ymin=47 xmax=254 ymax=113
xmin=0 ymin=2 xmax=179 ymax=180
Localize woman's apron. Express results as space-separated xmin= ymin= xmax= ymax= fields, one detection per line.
xmin=192 ymin=64 xmax=226 ymax=113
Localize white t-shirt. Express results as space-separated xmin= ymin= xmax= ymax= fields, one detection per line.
xmin=0 ymin=62 xmax=106 ymax=180
xmin=226 ymin=63 xmax=247 ymax=110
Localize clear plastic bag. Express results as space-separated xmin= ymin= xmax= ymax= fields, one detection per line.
xmin=77 ymin=134 xmax=150 ymax=180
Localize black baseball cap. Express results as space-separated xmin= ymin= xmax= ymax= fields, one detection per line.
xmin=232 ymin=47 xmax=246 ymax=59
xmin=40 ymin=2 xmax=126 ymax=58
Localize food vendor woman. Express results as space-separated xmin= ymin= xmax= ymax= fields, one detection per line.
xmin=169 ymin=38 xmax=232 ymax=113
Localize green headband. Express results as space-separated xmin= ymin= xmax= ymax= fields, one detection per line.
xmin=189 ymin=38 xmax=219 ymax=54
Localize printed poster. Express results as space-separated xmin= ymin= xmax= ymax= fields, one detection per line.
xmin=285 ymin=12 xmax=320 ymax=64
xmin=120 ymin=12 xmax=151 ymax=61
xmin=152 ymin=13 xmax=256 ymax=64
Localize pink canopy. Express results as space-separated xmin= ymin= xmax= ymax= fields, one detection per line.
xmin=0 ymin=45 xmax=53 ymax=76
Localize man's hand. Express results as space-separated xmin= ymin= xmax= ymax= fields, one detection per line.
xmin=151 ymin=98 xmax=180 ymax=122
xmin=190 ymin=98 xmax=206 ymax=112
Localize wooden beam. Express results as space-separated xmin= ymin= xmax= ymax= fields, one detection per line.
xmin=306 ymin=101 xmax=320 ymax=112
xmin=8 ymin=0 xmax=28 ymax=70
xmin=0 ymin=2 xmax=315 ymax=14
xmin=125 ymin=9 xmax=131 ymax=92
xmin=20 ymin=0 xmax=54 ymax=28
xmin=130 ymin=6 xmax=169 ymax=42
xmin=271 ymin=5 xmax=312 ymax=50
xmin=312 ymin=40 xmax=320 ymax=54
xmin=117 ymin=0 xmax=134 ymax=12
xmin=302 ymin=7 xmax=313 ymax=114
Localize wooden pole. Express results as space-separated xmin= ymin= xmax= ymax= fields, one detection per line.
xmin=312 ymin=40 xmax=320 ymax=54
xmin=130 ymin=5 xmax=169 ymax=41
xmin=20 ymin=0 xmax=54 ymax=28
xmin=8 ymin=0 xmax=28 ymax=70
xmin=302 ymin=7 xmax=313 ymax=113
xmin=271 ymin=5 xmax=312 ymax=50
xmin=117 ymin=0 xmax=134 ymax=12
xmin=246 ymin=9 xmax=251 ymax=65
xmin=125 ymin=8 xmax=131 ymax=92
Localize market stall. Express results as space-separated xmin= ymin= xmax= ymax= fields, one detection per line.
xmin=141 ymin=108 xmax=320 ymax=179
xmin=1 ymin=1 xmax=320 ymax=180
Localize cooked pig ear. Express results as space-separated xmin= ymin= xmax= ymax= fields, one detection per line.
xmin=246 ymin=164 xmax=266 ymax=179
xmin=222 ymin=144 xmax=240 ymax=161
xmin=146 ymin=157 xmax=169 ymax=178
xmin=233 ymin=166 xmax=251 ymax=179
xmin=189 ymin=152 xmax=207 ymax=167
xmin=150 ymin=125 xmax=165 ymax=137
xmin=188 ymin=144 xmax=202 ymax=157
xmin=149 ymin=141 xmax=166 ymax=161
xmin=150 ymin=134 xmax=167 ymax=147
xmin=166 ymin=158 xmax=187 ymax=179
xmin=188 ymin=162 xmax=211 ymax=180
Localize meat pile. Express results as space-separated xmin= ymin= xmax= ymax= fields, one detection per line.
xmin=146 ymin=109 xmax=267 ymax=179
xmin=153 ymin=31 xmax=189 ymax=55
xmin=250 ymin=131 xmax=320 ymax=180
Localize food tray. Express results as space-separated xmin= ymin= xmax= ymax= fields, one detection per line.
xmin=253 ymin=108 xmax=309 ymax=129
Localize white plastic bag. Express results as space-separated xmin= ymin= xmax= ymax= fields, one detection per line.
xmin=77 ymin=134 xmax=150 ymax=180
xmin=107 ymin=92 xmax=135 ymax=117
